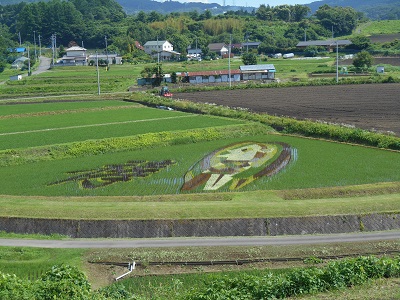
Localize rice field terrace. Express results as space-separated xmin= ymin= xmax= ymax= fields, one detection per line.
xmin=0 ymin=96 xmax=400 ymax=220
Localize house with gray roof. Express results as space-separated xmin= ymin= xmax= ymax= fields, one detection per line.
xmin=143 ymin=40 xmax=180 ymax=60
xmin=11 ymin=56 xmax=29 ymax=69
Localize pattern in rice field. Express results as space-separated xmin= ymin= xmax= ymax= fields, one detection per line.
xmin=49 ymin=160 xmax=175 ymax=189
xmin=181 ymin=142 xmax=292 ymax=192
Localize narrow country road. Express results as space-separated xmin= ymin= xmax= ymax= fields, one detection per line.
xmin=31 ymin=56 xmax=52 ymax=75
xmin=0 ymin=231 xmax=399 ymax=249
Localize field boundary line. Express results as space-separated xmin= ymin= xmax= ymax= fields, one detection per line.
xmin=0 ymin=115 xmax=196 ymax=136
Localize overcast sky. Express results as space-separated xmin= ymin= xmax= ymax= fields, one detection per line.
xmin=168 ymin=0 xmax=312 ymax=7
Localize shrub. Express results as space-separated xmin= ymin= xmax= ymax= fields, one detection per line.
xmin=35 ymin=264 xmax=91 ymax=300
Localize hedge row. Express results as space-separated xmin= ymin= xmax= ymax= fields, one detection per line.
xmin=0 ymin=123 xmax=270 ymax=167
xmin=186 ymin=256 xmax=400 ymax=299
xmin=148 ymin=75 xmax=399 ymax=94
xmin=129 ymin=92 xmax=400 ymax=151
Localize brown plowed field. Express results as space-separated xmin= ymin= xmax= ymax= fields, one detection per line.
xmin=176 ymin=83 xmax=400 ymax=136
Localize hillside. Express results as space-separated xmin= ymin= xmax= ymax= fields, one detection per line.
xmin=307 ymin=0 xmax=400 ymax=19
xmin=0 ymin=0 xmax=399 ymax=19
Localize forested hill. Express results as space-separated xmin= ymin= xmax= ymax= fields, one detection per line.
xmin=0 ymin=0 xmax=398 ymax=19
xmin=117 ymin=0 xmax=225 ymax=14
xmin=307 ymin=0 xmax=400 ymax=19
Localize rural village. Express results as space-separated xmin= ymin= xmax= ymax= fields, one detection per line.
xmin=0 ymin=0 xmax=399 ymax=299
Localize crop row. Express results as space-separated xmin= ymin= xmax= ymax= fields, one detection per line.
xmin=185 ymin=256 xmax=400 ymax=299
xmin=130 ymin=93 xmax=400 ymax=151
xmin=0 ymin=124 xmax=269 ymax=167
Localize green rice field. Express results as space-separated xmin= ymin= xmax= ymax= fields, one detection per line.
xmin=0 ymin=99 xmax=400 ymax=204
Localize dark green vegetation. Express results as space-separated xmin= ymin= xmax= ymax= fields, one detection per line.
xmin=185 ymin=256 xmax=400 ymax=299
xmin=0 ymin=263 xmax=132 ymax=299
xmin=1 ymin=241 xmax=399 ymax=299
xmin=1 ymin=0 xmax=399 ymax=72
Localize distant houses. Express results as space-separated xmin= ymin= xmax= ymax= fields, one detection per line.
xmin=56 ymin=46 xmax=123 ymax=66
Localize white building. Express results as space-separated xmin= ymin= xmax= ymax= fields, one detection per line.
xmin=59 ymin=46 xmax=87 ymax=65
xmin=144 ymin=40 xmax=173 ymax=54
xmin=143 ymin=40 xmax=180 ymax=61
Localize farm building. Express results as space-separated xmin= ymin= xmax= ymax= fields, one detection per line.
xmin=241 ymin=42 xmax=261 ymax=50
xmin=183 ymin=70 xmax=242 ymax=84
xmin=137 ymin=64 xmax=276 ymax=86
xmin=240 ymin=64 xmax=276 ymax=80
xmin=296 ymin=40 xmax=352 ymax=52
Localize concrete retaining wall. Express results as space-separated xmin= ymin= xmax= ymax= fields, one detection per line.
xmin=0 ymin=213 xmax=399 ymax=238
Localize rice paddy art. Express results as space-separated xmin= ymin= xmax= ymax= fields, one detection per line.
xmin=181 ymin=142 xmax=292 ymax=191
xmin=49 ymin=160 xmax=175 ymax=189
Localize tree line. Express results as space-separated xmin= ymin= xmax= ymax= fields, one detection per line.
xmin=0 ymin=0 xmax=366 ymax=63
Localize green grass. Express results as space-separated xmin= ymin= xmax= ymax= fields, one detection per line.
xmin=355 ymin=20 xmax=400 ymax=35
xmin=0 ymin=190 xmax=399 ymax=220
xmin=0 ymin=247 xmax=85 ymax=280
xmin=0 ymin=99 xmax=137 ymax=116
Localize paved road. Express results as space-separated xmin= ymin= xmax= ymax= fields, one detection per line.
xmin=31 ymin=56 xmax=52 ymax=75
xmin=1 ymin=231 xmax=399 ymax=249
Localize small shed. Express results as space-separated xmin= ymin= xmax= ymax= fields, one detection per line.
xmin=10 ymin=74 xmax=22 ymax=81
xmin=376 ymin=66 xmax=385 ymax=74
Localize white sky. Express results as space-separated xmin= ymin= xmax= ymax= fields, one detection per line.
xmin=168 ymin=0 xmax=312 ymax=7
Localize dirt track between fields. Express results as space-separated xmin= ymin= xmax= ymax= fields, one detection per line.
xmin=176 ymin=83 xmax=400 ymax=136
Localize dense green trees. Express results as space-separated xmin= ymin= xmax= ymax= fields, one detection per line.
xmin=315 ymin=4 xmax=359 ymax=36
xmin=242 ymin=52 xmax=257 ymax=65
xmin=353 ymin=50 xmax=374 ymax=71
xmin=1 ymin=0 xmax=397 ymax=64
xmin=0 ymin=0 xmax=356 ymax=55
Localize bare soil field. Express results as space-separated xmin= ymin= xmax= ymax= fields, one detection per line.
xmin=176 ymin=83 xmax=400 ymax=136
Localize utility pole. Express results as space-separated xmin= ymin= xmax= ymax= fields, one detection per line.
xmin=246 ymin=32 xmax=249 ymax=54
xmin=38 ymin=34 xmax=41 ymax=58
xmin=27 ymin=46 xmax=31 ymax=76
xmin=105 ymin=35 xmax=109 ymax=69
xmin=51 ymin=34 xmax=57 ymax=66
xmin=336 ymin=41 xmax=339 ymax=83
xmin=157 ymin=37 xmax=160 ymax=63
xmin=228 ymin=34 xmax=232 ymax=88
xmin=33 ymin=30 xmax=37 ymax=62
xmin=18 ymin=32 xmax=21 ymax=46
xmin=96 ymin=52 xmax=100 ymax=95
